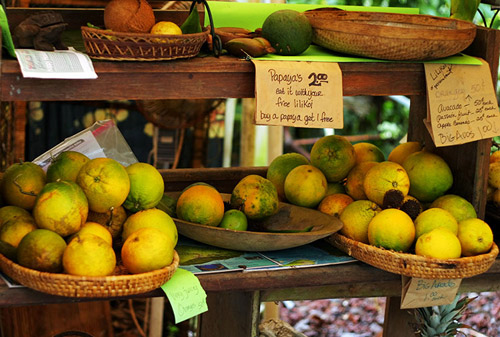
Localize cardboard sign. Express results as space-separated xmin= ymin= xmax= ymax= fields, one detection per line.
xmin=252 ymin=60 xmax=343 ymax=128
xmin=400 ymin=276 xmax=461 ymax=309
xmin=424 ymin=59 xmax=500 ymax=147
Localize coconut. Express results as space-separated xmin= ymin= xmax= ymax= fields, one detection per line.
xmin=104 ymin=0 xmax=156 ymax=33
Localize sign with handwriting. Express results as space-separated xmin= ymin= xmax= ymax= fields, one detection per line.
xmin=424 ymin=60 xmax=500 ymax=147
xmin=252 ymin=60 xmax=343 ymax=128
xmin=400 ymin=276 xmax=461 ymax=309
xmin=161 ymin=268 xmax=208 ymax=323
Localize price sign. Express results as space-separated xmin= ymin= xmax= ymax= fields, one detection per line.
xmin=252 ymin=60 xmax=343 ymax=129
xmin=400 ymin=276 xmax=461 ymax=309
xmin=424 ymin=59 xmax=500 ymax=147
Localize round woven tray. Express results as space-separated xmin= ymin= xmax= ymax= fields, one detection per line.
xmin=304 ymin=9 xmax=477 ymax=61
xmin=327 ymin=233 xmax=498 ymax=279
xmin=0 ymin=250 xmax=179 ymax=298
xmin=81 ymin=26 xmax=209 ymax=61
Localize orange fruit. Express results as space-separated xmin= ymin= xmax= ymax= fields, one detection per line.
xmin=0 ymin=218 xmax=37 ymax=248
xmin=33 ymin=180 xmax=89 ymax=237
xmin=387 ymin=141 xmax=422 ymax=165
xmin=177 ymin=184 xmax=225 ymax=226
xmin=76 ymin=157 xmax=130 ymax=213
xmin=310 ymin=135 xmax=356 ymax=183
xmin=46 ymin=151 xmax=90 ymax=183
xmin=69 ymin=221 xmax=113 ymax=246
xmin=230 ymin=175 xmax=279 ymax=220
xmin=353 ymin=142 xmax=384 ymax=164
xmin=414 ymin=208 xmax=458 ymax=238
xmin=63 ymin=234 xmax=116 ymax=276
xmin=0 ymin=162 xmax=46 ymax=210
xmin=0 ymin=205 xmax=34 ymax=229
xmin=122 ymin=208 xmax=178 ymax=244
xmin=87 ymin=205 xmax=128 ymax=239
xmin=267 ymin=153 xmax=310 ymax=200
xmin=488 ymin=161 xmax=500 ymax=189
xmin=317 ymin=193 xmax=354 ymax=218
xmin=415 ymin=228 xmax=461 ymax=259
xmin=363 ymin=161 xmax=410 ymax=208
xmin=17 ymin=229 xmax=67 ymax=272
xmin=457 ymin=218 xmax=494 ymax=257
xmin=345 ymin=161 xmax=378 ymax=200
xmin=123 ymin=162 xmax=164 ymax=212
xmin=429 ymin=194 xmax=477 ymax=222
xmin=284 ymin=165 xmax=327 ymax=208
xmin=490 ymin=150 xmax=500 ymax=163
xmin=339 ymin=199 xmax=381 ymax=243
xmin=402 ymin=151 xmax=453 ymax=203
xmin=368 ymin=208 xmax=415 ymax=252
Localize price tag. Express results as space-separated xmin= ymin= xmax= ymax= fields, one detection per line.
xmin=400 ymin=276 xmax=461 ymax=309
xmin=424 ymin=59 xmax=500 ymax=147
xmin=252 ymin=60 xmax=343 ymax=129
xmin=161 ymin=268 xmax=208 ymax=323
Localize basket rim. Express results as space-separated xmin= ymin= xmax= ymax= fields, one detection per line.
xmin=81 ymin=25 xmax=210 ymax=39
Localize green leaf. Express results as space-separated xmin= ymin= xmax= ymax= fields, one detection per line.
xmin=180 ymin=5 xmax=202 ymax=34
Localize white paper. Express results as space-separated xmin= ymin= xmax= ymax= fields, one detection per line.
xmin=15 ymin=47 xmax=98 ymax=79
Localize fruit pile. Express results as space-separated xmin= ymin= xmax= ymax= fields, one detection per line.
xmin=487 ymin=150 xmax=500 ymax=207
xmin=266 ymin=135 xmax=494 ymax=259
xmin=0 ymin=151 xmax=177 ymax=277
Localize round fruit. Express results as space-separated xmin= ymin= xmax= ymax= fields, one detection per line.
xmin=340 ymin=200 xmax=381 ymax=243
xmin=0 ymin=241 xmax=17 ymax=261
xmin=156 ymin=193 xmax=177 ymax=217
xmin=402 ymin=151 xmax=453 ymax=203
xmin=414 ymin=208 xmax=458 ymax=238
xmin=490 ymin=150 xmax=500 ymax=163
xmin=0 ymin=218 xmax=37 ymax=248
xmin=230 ymin=175 xmax=279 ymax=220
xmin=284 ymin=165 xmax=327 ymax=208
xmin=219 ymin=209 xmax=248 ymax=231
xmin=69 ymin=221 xmax=113 ymax=246
xmin=457 ymin=218 xmax=494 ymax=257
xmin=387 ymin=141 xmax=422 ymax=165
xmin=310 ymin=135 xmax=356 ymax=183
xmin=0 ymin=205 xmax=34 ymax=229
xmin=429 ymin=194 xmax=477 ymax=222
xmin=17 ymin=229 xmax=67 ymax=272
xmin=104 ymin=0 xmax=155 ymax=33
xmin=123 ymin=162 xmax=164 ymax=212
xmin=87 ymin=205 xmax=128 ymax=239
xmin=0 ymin=162 xmax=46 ymax=210
xmin=46 ymin=151 xmax=90 ymax=183
xmin=325 ymin=182 xmax=345 ymax=196
xmin=63 ymin=234 xmax=116 ymax=276
xmin=76 ymin=157 xmax=130 ymax=213
xmin=317 ymin=193 xmax=354 ymax=218
xmin=33 ymin=180 xmax=88 ymax=237
xmin=122 ymin=208 xmax=178 ymax=245
xmin=353 ymin=142 xmax=385 ymax=164
xmin=261 ymin=9 xmax=312 ymax=56
xmin=121 ymin=227 xmax=175 ymax=274
xmin=267 ymin=153 xmax=310 ymax=200
xmin=489 ymin=161 xmax=500 ymax=189
xmin=345 ymin=161 xmax=378 ymax=200
xmin=363 ymin=161 xmax=410 ymax=208
xmin=368 ymin=208 xmax=415 ymax=252
xmin=150 ymin=21 xmax=182 ymax=35
xmin=177 ymin=184 xmax=225 ymax=226
xmin=415 ymin=228 xmax=462 ymax=259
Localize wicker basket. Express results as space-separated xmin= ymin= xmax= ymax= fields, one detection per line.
xmin=0 ymin=250 xmax=179 ymax=298
xmin=327 ymin=233 xmax=498 ymax=279
xmin=304 ymin=9 xmax=477 ymax=61
xmin=81 ymin=26 xmax=209 ymax=61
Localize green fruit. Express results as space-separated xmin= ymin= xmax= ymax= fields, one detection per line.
xmin=156 ymin=193 xmax=178 ymax=218
xmin=219 ymin=209 xmax=248 ymax=231
xmin=267 ymin=153 xmax=310 ymax=200
xmin=262 ymin=9 xmax=313 ymax=56
xmin=17 ymin=229 xmax=67 ymax=273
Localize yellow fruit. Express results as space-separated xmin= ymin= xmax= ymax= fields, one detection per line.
xmin=488 ymin=162 xmax=500 ymax=189
xmin=0 ymin=162 xmax=46 ymax=210
xmin=414 ymin=208 xmax=458 ymax=238
xmin=363 ymin=161 xmax=410 ymax=208
xmin=345 ymin=161 xmax=378 ymax=200
xmin=46 ymin=151 xmax=90 ymax=183
xmin=122 ymin=208 xmax=178 ymax=245
xmin=33 ymin=180 xmax=88 ymax=237
xmin=388 ymin=141 xmax=422 ymax=165
xmin=150 ymin=21 xmax=182 ymax=35
xmin=230 ymin=175 xmax=279 ymax=220
xmin=353 ymin=142 xmax=385 ymax=164
xmin=457 ymin=218 xmax=494 ymax=257
xmin=429 ymin=194 xmax=477 ymax=222
xmin=177 ymin=184 xmax=225 ymax=226
xmin=121 ymin=227 xmax=174 ymax=274
xmin=490 ymin=150 xmax=500 ymax=163
xmin=267 ymin=153 xmax=310 ymax=200
xmin=69 ymin=221 xmax=113 ymax=246
xmin=340 ymin=200 xmax=381 ymax=243
xmin=310 ymin=135 xmax=356 ymax=183
xmin=16 ymin=229 xmax=67 ymax=273
xmin=284 ymin=165 xmax=327 ymax=208
xmin=415 ymin=228 xmax=462 ymax=259
xmin=63 ymin=234 xmax=116 ymax=276
xmin=87 ymin=205 xmax=128 ymax=239
xmin=0 ymin=205 xmax=34 ymax=229
xmin=368 ymin=208 xmax=415 ymax=252
xmin=399 ymin=195 xmax=423 ymax=220
xmin=317 ymin=193 xmax=354 ymax=218
xmin=0 ymin=218 xmax=37 ymax=248
xmin=76 ymin=157 xmax=130 ymax=213
xmin=325 ymin=182 xmax=345 ymax=196
xmin=402 ymin=151 xmax=453 ymax=203
xmin=123 ymin=162 xmax=164 ymax=212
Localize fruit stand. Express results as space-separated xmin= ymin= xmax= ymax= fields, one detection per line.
xmin=0 ymin=6 xmax=500 ymax=337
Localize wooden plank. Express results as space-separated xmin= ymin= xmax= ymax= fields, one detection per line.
xmin=382 ymin=297 xmax=416 ymax=337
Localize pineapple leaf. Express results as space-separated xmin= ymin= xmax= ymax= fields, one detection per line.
xmin=429 ymin=313 xmax=442 ymax=329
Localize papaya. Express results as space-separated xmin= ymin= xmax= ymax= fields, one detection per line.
xmin=230 ymin=175 xmax=279 ymax=220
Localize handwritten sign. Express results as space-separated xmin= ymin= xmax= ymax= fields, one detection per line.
xmin=424 ymin=60 xmax=500 ymax=147
xmin=252 ymin=60 xmax=343 ymax=128
xmin=161 ymin=268 xmax=208 ymax=323
xmin=400 ymin=276 xmax=461 ymax=309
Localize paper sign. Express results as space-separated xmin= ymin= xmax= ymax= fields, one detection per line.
xmin=252 ymin=60 xmax=343 ymax=129
xmin=161 ymin=268 xmax=208 ymax=323
xmin=400 ymin=276 xmax=461 ymax=309
xmin=424 ymin=60 xmax=500 ymax=147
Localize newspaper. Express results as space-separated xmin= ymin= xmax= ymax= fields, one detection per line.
xmin=15 ymin=47 xmax=98 ymax=79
